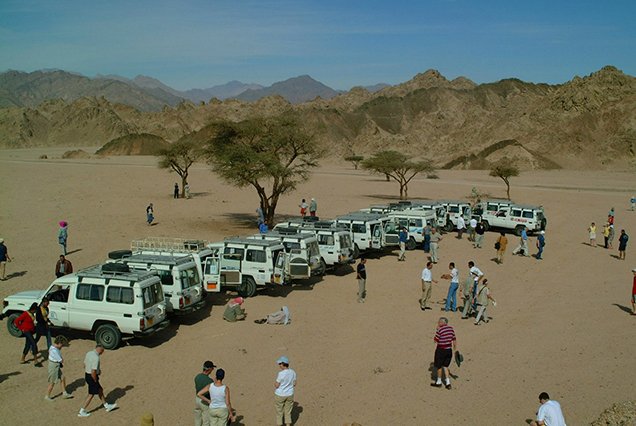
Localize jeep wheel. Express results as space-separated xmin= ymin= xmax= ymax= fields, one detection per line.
xmin=482 ymin=221 xmax=490 ymax=232
xmin=238 ymin=277 xmax=257 ymax=298
xmin=95 ymin=324 xmax=122 ymax=350
xmin=444 ymin=222 xmax=454 ymax=232
xmin=406 ymin=237 xmax=417 ymax=251
xmin=7 ymin=313 xmax=23 ymax=337
xmin=514 ymin=226 xmax=524 ymax=237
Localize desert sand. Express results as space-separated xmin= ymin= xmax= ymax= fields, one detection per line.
xmin=0 ymin=148 xmax=635 ymax=425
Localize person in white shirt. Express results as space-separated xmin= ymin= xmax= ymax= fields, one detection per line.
xmin=531 ymin=392 xmax=567 ymax=426
xmin=45 ymin=336 xmax=72 ymax=401
xmin=78 ymin=345 xmax=117 ymax=417
xmin=462 ymin=261 xmax=484 ymax=318
xmin=443 ymin=262 xmax=460 ymax=312
xmin=456 ymin=216 xmax=466 ymax=239
xmin=468 ymin=218 xmax=478 ymax=242
xmin=420 ymin=262 xmax=438 ymax=311
xmin=274 ymin=356 xmax=297 ymax=426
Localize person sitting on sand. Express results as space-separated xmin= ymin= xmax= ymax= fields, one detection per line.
xmin=254 ymin=306 xmax=291 ymax=325
xmin=223 ymin=297 xmax=246 ymax=322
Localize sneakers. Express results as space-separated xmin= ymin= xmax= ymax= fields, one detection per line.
xmin=78 ymin=409 xmax=91 ymax=417
xmin=104 ymin=402 xmax=117 ymax=412
xmin=62 ymin=392 xmax=73 ymax=399
xmin=44 ymin=395 xmax=54 ymax=401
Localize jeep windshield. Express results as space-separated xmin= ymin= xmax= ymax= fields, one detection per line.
xmin=142 ymin=282 xmax=164 ymax=309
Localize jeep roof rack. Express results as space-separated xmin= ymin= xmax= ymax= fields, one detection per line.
xmin=77 ymin=264 xmax=158 ymax=283
xmin=131 ymin=237 xmax=208 ymax=252
xmin=119 ymin=253 xmax=195 ymax=266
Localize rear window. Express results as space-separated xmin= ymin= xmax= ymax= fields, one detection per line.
xmin=246 ymin=249 xmax=266 ymax=263
xmin=522 ymin=211 xmax=534 ymax=218
xmin=224 ymin=247 xmax=244 ymax=260
xmin=156 ymin=270 xmax=174 ymax=286
xmin=351 ymin=224 xmax=365 ymax=234
xmin=340 ymin=234 xmax=352 ymax=248
xmin=142 ymin=282 xmax=164 ymax=308
xmin=317 ymin=234 xmax=335 ymax=245
xmin=106 ymin=286 xmax=134 ymax=304
xmin=76 ymin=284 xmax=104 ymax=301
xmin=179 ymin=268 xmax=200 ymax=289
xmin=511 ymin=210 xmax=522 ymax=217
xmin=449 ymin=206 xmax=459 ymax=213
xmin=283 ymin=242 xmax=301 ymax=252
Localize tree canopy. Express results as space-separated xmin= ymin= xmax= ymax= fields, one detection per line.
xmin=157 ymin=139 xmax=201 ymax=197
xmin=362 ymin=150 xmax=434 ymax=199
xmin=205 ymin=115 xmax=321 ymax=225
xmin=489 ymin=161 xmax=520 ymax=200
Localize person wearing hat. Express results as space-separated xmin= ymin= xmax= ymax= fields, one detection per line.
xmin=194 ymin=361 xmax=216 ymax=426
xmin=274 ymin=356 xmax=296 ymax=426
xmin=0 ymin=238 xmax=11 ymax=281
xmin=631 ymin=269 xmax=636 ymax=315
xmin=197 ymin=368 xmax=236 ymax=425
xmin=535 ymin=230 xmax=546 ymax=260
xmin=58 ymin=221 xmax=68 ymax=255
xmin=223 ymin=297 xmax=246 ymax=322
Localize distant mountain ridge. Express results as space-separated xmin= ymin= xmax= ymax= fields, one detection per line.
xmin=234 ymin=75 xmax=340 ymax=103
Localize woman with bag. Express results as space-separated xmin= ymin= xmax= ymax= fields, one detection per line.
xmin=495 ymin=232 xmax=508 ymax=264
xmin=14 ymin=303 xmax=44 ymax=365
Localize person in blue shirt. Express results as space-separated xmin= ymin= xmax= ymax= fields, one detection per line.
xmin=512 ymin=226 xmax=529 ymax=257
xmin=536 ymin=231 xmax=545 ymax=260
xmin=398 ymin=227 xmax=408 ymax=261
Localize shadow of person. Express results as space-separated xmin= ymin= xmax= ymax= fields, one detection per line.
xmin=232 ymin=414 xmax=246 ymax=426
xmin=106 ymin=384 xmax=134 ymax=402
xmin=612 ymin=303 xmax=634 ymax=315
xmin=427 ymin=362 xmax=436 ymax=381
xmin=0 ymin=371 xmax=21 ymax=384
xmin=5 ymin=271 xmax=27 ymax=280
xmin=291 ymin=401 xmax=304 ymax=424
xmin=66 ymin=377 xmax=86 ymax=393
xmin=66 ymin=249 xmax=83 ymax=255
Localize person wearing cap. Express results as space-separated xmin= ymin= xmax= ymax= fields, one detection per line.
xmin=274 ymin=356 xmax=296 ymax=426
xmin=197 ymin=368 xmax=236 ymax=425
xmin=223 ymin=297 xmax=246 ymax=322
xmin=0 ymin=238 xmax=11 ymax=281
xmin=530 ymin=392 xmax=566 ymax=426
xmin=57 ymin=221 xmax=68 ymax=255
xmin=535 ymin=230 xmax=546 ymax=260
xmin=309 ymin=198 xmax=317 ymax=217
xmin=194 ymin=360 xmax=216 ymax=426
xmin=631 ymin=269 xmax=636 ymax=315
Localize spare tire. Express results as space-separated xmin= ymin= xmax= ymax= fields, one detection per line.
xmin=102 ymin=263 xmax=130 ymax=273
xmin=108 ymin=250 xmax=132 ymax=260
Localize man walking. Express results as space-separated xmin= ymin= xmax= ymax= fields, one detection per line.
xmin=474 ymin=279 xmax=496 ymax=325
xmin=398 ymin=227 xmax=408 ymax=261
xmin=468 ymin=217 xmax=477 ymax=242
xmin=274 ymin=356 xmax=297 ymax=426
xmin=356 ymin=258 xmax=367 ymax=303
xmin=495 ymin=232 xmax=508 ymax=264
xmin=462 ymin=261 xmax=483 ymax=318
xmin=431 ymin=317 xmax=457 ymax=390
xmin=78 ymin=345 xmax=117 ymax=417
xmin=55 ymin=255 xmax=73 ymax=278
xmin=530 ymin=392 xmax=567 ymax=426
xmin=0 ymin=238 xmax=12 ymax=281
xmin=146 ymin=203 xmax=154 ymax=226
xmin=536 ymin=231 xmax=546 ymax=260
xmin=429 ymin=228 xmax=442 ymax=264
xmin=456 ymin=216 xmax=466 ymax=239
xmin=443 ymin=262 xmax=459 ymax=312
xmin=473 ymin=221 xmax=485 ymax=248
xmin=618 ymin=229 xmax=629 ymax=260
xmin=512 ymin=226 xmax=529 ymax=256
xmin=420 ymin=262 xmax=437 ymax=311
xmin=194 ymin=360 xmax=216 ymax=426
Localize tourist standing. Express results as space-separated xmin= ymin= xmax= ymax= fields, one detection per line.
xmin=356 ymin=258 xmax=367 ymax=303
xmin=299 ymin=199 xmax=308 ymax=217
xmin=45 ymin=336 xmax=73 ymax=401
xmin=78 ymin=345 xmax=118 ymax=417
xmin=274 ymin=356 xmax=297 ymax=426
xmin=474 ymin=279 xmax=496 ymax=325
xmin=459 ymin=274 xmax=474 ymax=319
xmin=431 ymin=317 xmax=457 ymax=390
xmin=58 ymin=221 xmax=68 ymax=255
xmin=512 ymin=226 xmax=529 ymax=256
xmin=474 ymin=221 xmax=485 ymax=248
xmin=309 ymin=198 xmax=318 ymax=217
xmin=398 ymin=227 xmax=408 ymax=261
xmin=530 ymin=392 xmax=567 ymax=426
xmin=608 ymin=224 xmax=615 ymax=249
xmin=443 ymin=262 xmax=459 ymax=312
xmin=588 ymin=222 xmax=597 ymax=247
xmin=422 ymin=223 xmax=431 ymax=253
xmin=185 ymin=183 xmax=191 ymax=199
xmin=495 ymin=232 xmax=508 ymax=264
xmin=197 ymin=369 xmax=236 ymax=426
xmin=55 ymin=255 xmax=73 ymax=278
xmin=631 ymin=268 xmax=636 ymax=315
xmin=194 ymin=361 xmax=215 ymax=426
xmin=14 ymin=303 xmax=42 ymax=365
xmin=468 ymin=217 xmax=477 ymax=242
xmin=608 ymin=207 xmax=615 ymax=225
xmin=618 ymin=229 xmax=629 ymax=260
xmin=0 ymin=238 xmax=11 ymax=281
xmin=603 ymin=223 xmax=610 ymax=249
xmin=429 ymin=228 xmax=442 ymax=263
xmin=173 ymin=183 xmax=179 ymax=199
xmin=536 ymin=231 xmax=546 ymax=260
xmin=464 ymin=261 xmax=484 ymax=317
xmin=35 ymin=298 xmax=53 ymax=350
xmin=256 ymin=206 xmax=265 ymax=226
xmin=456 ymin=216 xmax=466 ymax=239
xmin=420 ymin=262 xmax=437 ymax=311
xmin=146 ymin=203 xmax=154 ymax=226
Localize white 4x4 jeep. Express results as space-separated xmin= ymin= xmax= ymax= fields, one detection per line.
xmin=1 ymin=264 xmax=169 ymax=349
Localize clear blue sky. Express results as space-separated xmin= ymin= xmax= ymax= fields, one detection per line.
xmin=1 ymin=0 xmax=634 ymax=91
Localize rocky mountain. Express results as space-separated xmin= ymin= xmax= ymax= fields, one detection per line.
xmin=1 ymin=66 xmax=634 ymax=170
xmin=234 ymin=75 xmax=339 ymax=104
xmin=182 ymin=81 xmax=264 ymax=103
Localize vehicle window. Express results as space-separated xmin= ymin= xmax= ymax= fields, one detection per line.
xmin=106 ymin=286 xmax=134 ymax=304
xmin=274 ymin=250 xmax=285 ymax=268
xmin=156 ymin=270 xmax=174 ymax=286
xmin=224 ymin=247 xmax=244 ymax=259
xmin=47 ymin=285 xmax=70 ymax=303
xmin=308 ymin=242 xmax=320 ymax=258
xmin=317 ymin=234 xmax=334 ymax=245
xmin=340 ymin=234 xmax=352 ymax=248
xmin=351 ymin=224 xmax=365 ymax=234
xmin=511 ymin=209 xmax=522 ymax=217
xmin=411 ymin=219 xmax=422 ymax=227
xmin=522 ymin=211 xmax=533 ymax=218
xmin=142 ymin=282 xmax=164 ymax=308
xmin=246 ymin=249 xmax=266 ymax=263
xmin=487 ymin=203 xmax=498 ymax=211
xmin=76 ymin=284 xmax=104 ymax=301
xmin=205 ymin=258 xmax=219 ymax=275
xmin=179 ymin=268 xmax=199 ymax=289
xmin=449 ymin=206 xmax=460 ymax=213
xmin=282 ymin=242 xmax=301 ymax=252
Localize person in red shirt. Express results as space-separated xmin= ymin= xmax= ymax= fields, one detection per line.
xmin=432 ymin=317 xmax=457 ymax=389
xmin=14 ymin=303 xmax=43 ymax=365
xmin=631 ymin=269 xmax=636 ymax=315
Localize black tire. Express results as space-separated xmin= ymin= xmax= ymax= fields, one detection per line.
xmin=238 ymin=277 xmax=257 ymax=298
xmin=444 ymin=221 xmax=454 ymax=232
xmin=95 ymin=324 xmax=122 ymax=350
xmin=514 ymin=226 xmax=524 ymax=237
xmin=108 ymin=250 xmax=132 ymax=260
xmin=102 ymin=262 xmax=130 ymax=273
xmin=482 ymin=221 xmax=490 ymax=232
xmin=319 ymin=258 xmax=327 ymax=276
xmin=406 ymin=237 xmax=417 ymax=251
xmin=353 ymin=244 xmax=360 ymax=259
xmin=7 ymin=313 xmax=23 ymax=337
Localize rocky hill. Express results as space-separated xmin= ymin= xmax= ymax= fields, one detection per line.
xmin=234 ymin=75 xmax=339 ymax=104
xmin=1 ymin=66 xmax=634 ymax=170
xmin=96 ymin=133 xmax=170 ymax=155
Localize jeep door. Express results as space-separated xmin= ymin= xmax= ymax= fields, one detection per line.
xmin=141 ymin=281 xmax=166 ymax=328
xmin=45 ymin=283 xmax=70 ymax=327
xmin=203 ymin=256 xmax=222 ymax=293
xmin=370 ymin=222 xmax=384 ymax=249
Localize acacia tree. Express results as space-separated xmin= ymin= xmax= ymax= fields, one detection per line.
xmin=362 ymin=150 xmax=434 ymax=199
xmin=205 ymin=115 xmax=321 ymax=225
xmin=344 ymin=155 xmax=364 ymax=170
xmin=157 ymin=139 xmax=201 ymax=197
xmin=489 ymin=161 xmax=519 ymax=200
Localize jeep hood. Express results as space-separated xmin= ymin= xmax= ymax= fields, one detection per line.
xmin=5 ymin=290 xmax=46 ymax=302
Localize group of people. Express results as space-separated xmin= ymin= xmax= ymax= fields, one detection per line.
xmin=588 ymin=207 xmax=629 ymax=260
xmin=222 ymin=297 xmax=292 ymax=325
xmin=194 ymin=356 xmax=297 ymax=426
xmin=298 ymin=198 xmax=318 ymax=218
xmin=173 ymin=182 xmax=191 ymax=199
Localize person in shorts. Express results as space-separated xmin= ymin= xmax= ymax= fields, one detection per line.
xmin=431 ymin=317 xmax=457 ymax=390
xmin=78 ymin=345 xmax=117 ymax=417
xmin=45 ymin=336 xmax=73 ymax=401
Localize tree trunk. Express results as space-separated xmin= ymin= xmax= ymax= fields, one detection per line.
xmin=385 ymin=173 xmax=390 ymax=182
xmin=181 ymin=174 xmax=188 ymax=198
xmin=503 ymin=178 xmax=511 ymax=200
xmin=399 ymin=182 xmax=407 ymax=200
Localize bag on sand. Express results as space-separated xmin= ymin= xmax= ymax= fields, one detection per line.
xmin=494 ymin=242 xmax=500 ymax=250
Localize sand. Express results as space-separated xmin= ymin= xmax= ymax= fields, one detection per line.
xmin=0 ymin=148 xmax=635 ymax=425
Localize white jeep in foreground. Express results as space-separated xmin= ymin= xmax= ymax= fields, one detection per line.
xmin=1 ymin=264 xmax=169 ymax=349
